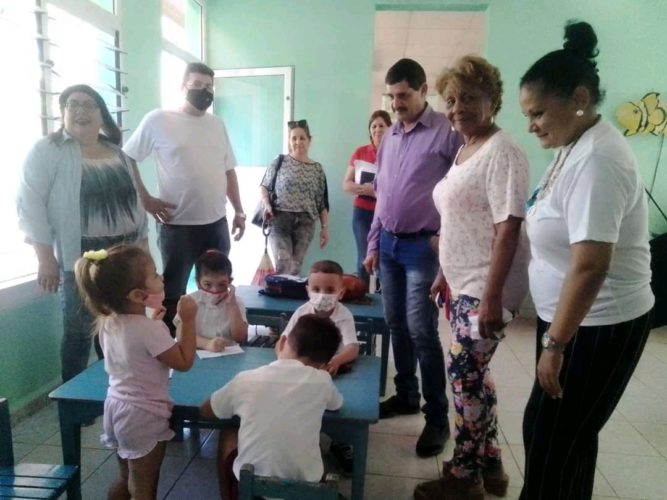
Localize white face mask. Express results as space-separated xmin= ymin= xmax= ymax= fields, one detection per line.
xmin=200 ymin=288 xmax=228 ymax=306
xmin=309 ymin=293 xmax=338 ymax=313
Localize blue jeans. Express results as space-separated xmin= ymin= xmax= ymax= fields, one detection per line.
xmin=352 ymin=207 xmax=374 ymax=285
xmin=158 ymin=217 xmax=230 ymax=332
xmin=61 ymin=232 xmax=136 ymax=381
xmin=60 ymin=271 xmax=99 ymax=382
xmin=379 ymin=230 xmax=448 ymax=426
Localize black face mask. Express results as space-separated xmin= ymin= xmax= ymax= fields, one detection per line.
xmin=186 ymin=88 xmax=213 ymax=111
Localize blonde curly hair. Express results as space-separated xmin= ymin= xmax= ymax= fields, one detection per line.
xmin=435 ymin=55 xmax=503 ymax=115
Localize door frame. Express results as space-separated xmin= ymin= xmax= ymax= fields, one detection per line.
xmin=213 ymin=66 xmax=294 ymax=151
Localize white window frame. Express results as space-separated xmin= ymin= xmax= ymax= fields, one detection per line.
xmin=213 ymin=66 xmax=295 ymax=152
xmin=0 ymin=0 xmax=126 ymax=300
xmin=161 ymin=0 xmax=205 ymax=63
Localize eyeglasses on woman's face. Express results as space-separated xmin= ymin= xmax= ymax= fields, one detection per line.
xmin=65 ymin=100 xmax=99 ymax=112
xmin=288 ymin=119 xmax=308 ymax=129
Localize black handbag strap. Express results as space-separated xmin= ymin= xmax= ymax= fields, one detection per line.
xmin=646 ymin=135 xmax=667 ymax=225
xmin=268 ymin=154 xmax=285 ymax=196
xmin=646 ymin=187 xmax=667 ymax=225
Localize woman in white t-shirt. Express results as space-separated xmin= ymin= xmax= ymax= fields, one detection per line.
xmin=518 ymin=22 xmax=654 ymax=500
xmin=415 ymin=56 xmax=529 ymax=500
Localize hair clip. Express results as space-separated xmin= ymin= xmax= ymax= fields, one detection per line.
xmin=83 ymin=249 xmax=109 ymax=262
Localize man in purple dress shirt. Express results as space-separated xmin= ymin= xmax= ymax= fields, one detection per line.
xmin=364 ymin=58 xmax=462 ymax=457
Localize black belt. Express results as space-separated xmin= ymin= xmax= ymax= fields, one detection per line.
xmin=385 ymin=229 xmax=437 ymax=240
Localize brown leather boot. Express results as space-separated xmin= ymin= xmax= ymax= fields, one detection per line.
xmin=482 ymin=464 xmax=509 ymax=497
xmin=413 ymin=463 xmax=484 ymax=500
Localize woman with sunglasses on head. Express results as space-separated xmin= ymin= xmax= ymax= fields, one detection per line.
xmin=17 ymin=84 xmax=148 ymax=383
xmin=342 ymin=110 xmax=392 ymax=290
xmin=260 ymin=120 xmax=329 ymax=275
xmin=519 ymin=21 xmax=654 ymax=499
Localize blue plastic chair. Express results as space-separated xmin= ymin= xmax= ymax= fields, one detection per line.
xmin=0 ymin=398 xmax=80 ymax=499
xmin=239 ymin=463 xmax=339 ymax=500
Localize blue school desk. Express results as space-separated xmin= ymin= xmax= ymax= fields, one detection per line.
xmin=235 ymin=285 xmax=389 ymax=396
xmin=49 ymin=348 xmax=380 ymax=500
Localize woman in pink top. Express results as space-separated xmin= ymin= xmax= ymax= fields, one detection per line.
xmin=342 ymin=110 xmax=391 ymax=289
xmin=74 ymin=245 xmax=197 ymax=500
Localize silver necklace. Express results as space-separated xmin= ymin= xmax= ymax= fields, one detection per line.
xmin=526 ymin=139 xmax=579 ymax=212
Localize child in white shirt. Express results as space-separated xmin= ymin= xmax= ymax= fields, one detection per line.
xmin=280 ymin=260 xmax=360 ymax=475
xmin=74 ymin=245 xmax=197 ymax=499
xmin=281 ymin=260 xmax=360 ymax=374
xmin=175 ymin=249 xmax=248 ymax=351
xmin=200 ymin=314 xmax=343 ymax=500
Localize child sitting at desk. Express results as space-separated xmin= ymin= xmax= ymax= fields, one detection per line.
xmin=200 ymin=314 xmax=343 ymax=500
xmin=279 ymin=259 xmax=360 ymax=474
xmin=281 ymin=260 xmax=360 ymax=375
xmin=175 ymin=249 xmax=248 ymax=351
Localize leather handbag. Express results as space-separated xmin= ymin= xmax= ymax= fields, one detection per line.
xmin=252 ymin=154 xmax=285 ymax=228
xmin=259 ymin=274 xmax=309 ymax=300
xmin=341 ymin=274 xmax=367 ymax=302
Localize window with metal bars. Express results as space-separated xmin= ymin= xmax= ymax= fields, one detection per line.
xmin=0 ymin=0 xmax=126 ymax=284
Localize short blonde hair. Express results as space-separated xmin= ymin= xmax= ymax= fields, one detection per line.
xmin=435 ymin=55 xmax=503 ymax=114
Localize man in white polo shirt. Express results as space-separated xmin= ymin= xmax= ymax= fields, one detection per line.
xmin=124 ymin=62 xmax=245 ymax=332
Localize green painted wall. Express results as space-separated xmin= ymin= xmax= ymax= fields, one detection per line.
xmin=121 ymin=0 xmax=164 ymax=260
xmin=206 ymin=0 xmax=375 ymax=274
xmin=122 ymin=0 xmax=162 ymax=132
xmin=486 ymin=0 xmax=667 ymax=235
xmin=0 ymin=295 xmax=62 ymax=412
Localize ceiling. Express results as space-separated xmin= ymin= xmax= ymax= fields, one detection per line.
xmin=372 ymin=10 xmax=486 ymax=111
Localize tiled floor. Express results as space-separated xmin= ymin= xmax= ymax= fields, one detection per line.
xmin=11 ymin=317 xmax=667 ymax=499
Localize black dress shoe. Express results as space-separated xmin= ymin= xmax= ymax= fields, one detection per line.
xmin=330 ymin=442 xmax=353 ymax=476
xmin=379 ymin=395 xmax=420 ymax=419
xmin=416 ymin=422 xmax=450 ymax=457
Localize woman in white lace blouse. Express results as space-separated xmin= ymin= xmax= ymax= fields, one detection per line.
xmin=415 ymin=55 xmax=529 ymax=500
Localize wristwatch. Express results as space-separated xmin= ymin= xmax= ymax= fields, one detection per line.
xmin=235 ymin=212 xmax=247 ymax=220
xmin=541 ymin=332 xmax=565 ymax=352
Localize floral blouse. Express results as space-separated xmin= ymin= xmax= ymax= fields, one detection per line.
xmin=261 ymin=154 xmax=328 ymax=219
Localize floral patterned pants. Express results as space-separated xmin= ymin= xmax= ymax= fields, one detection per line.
xmin=447 ymin=294 xmax=503 ymax=479
xmin=268 ymin=211 xmax=315 ymax=276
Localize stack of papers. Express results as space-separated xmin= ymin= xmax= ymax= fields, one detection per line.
xmin=196 ymin=345 xmax=244 ymax=359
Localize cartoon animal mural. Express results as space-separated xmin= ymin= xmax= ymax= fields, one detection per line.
xmin=616 ymin=92 xmax=667 ymax=136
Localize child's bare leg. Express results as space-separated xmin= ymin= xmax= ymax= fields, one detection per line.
xmin=107 ymin=454 xmax=130 ymax=500
xmin=127 ymin=441 xmax=167 ymax=500
xmin=217 ymin=426 xmax=239 ymax=499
